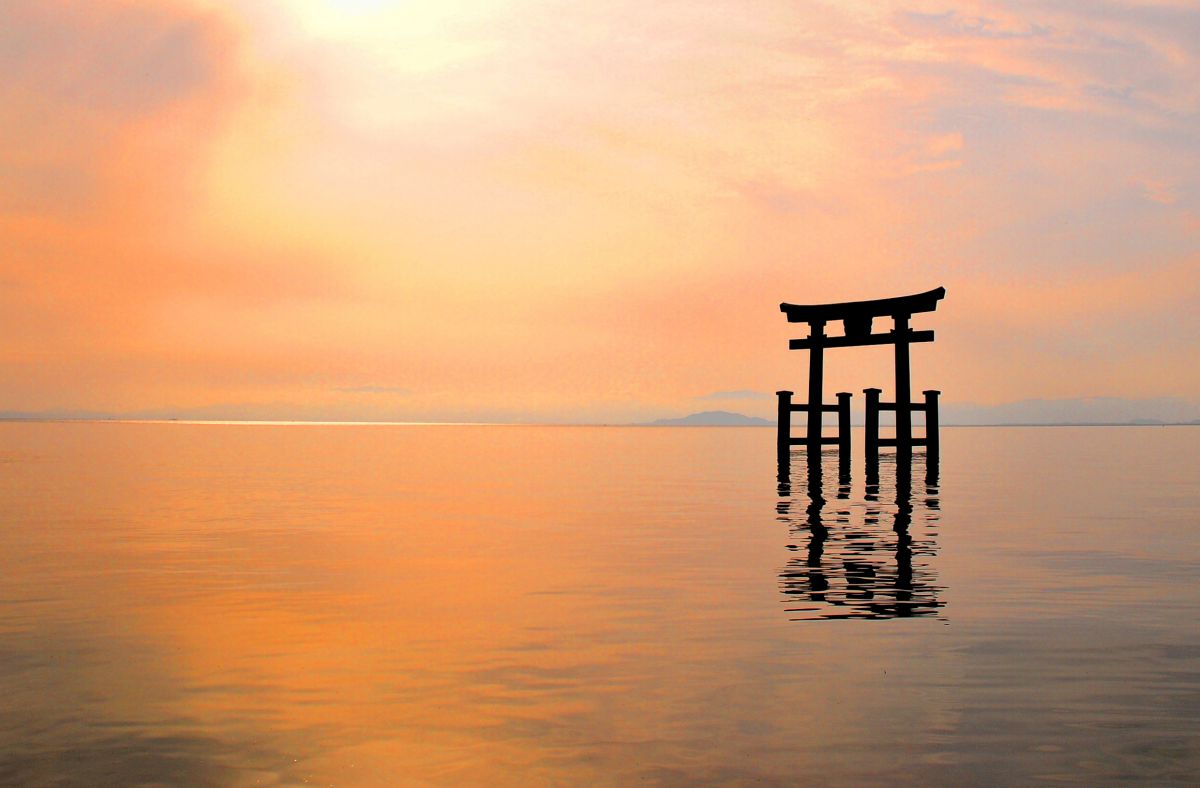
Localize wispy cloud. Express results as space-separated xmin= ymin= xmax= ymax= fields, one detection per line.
xmin=1133 ymin=176 xmax=1178 ymax=205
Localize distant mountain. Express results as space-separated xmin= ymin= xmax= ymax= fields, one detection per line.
xmin=641 ymin=410 xmax=774 ymax=427
xmin=0 ymin=409 xmax=114 ymax=421
xmin=940 ymin=397 xmax=1200 ymax=426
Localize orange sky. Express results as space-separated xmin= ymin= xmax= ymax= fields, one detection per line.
xmin=2 ymin=0 xmax=1198 ymax=422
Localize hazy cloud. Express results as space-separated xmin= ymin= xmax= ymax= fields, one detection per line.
xmin=697 ymin=390 xmax=771 ymax=400
xmin=0 ymin=0 xmax=233 ymax=216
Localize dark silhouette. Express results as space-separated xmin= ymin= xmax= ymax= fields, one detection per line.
xmin=777 ymin=287 xmax=945 ymax=469
xmin=777 ymin=449 xmax=944 ymax=621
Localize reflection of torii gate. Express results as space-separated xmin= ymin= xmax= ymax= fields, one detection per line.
xmin=776 ymin=287 xmax=945 ymax=465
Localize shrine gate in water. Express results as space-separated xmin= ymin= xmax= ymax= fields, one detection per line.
xmin=776 ymin=287 xmax=945 ymax=465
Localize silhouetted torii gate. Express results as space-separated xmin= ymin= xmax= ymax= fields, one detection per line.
xmin=776 ymin=287 xmax=945 ymax=465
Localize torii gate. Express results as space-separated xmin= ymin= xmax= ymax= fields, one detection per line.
xmin=776 ymin=287 xmax=945 ymax=464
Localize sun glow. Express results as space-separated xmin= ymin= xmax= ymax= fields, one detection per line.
xmin=282 ymin=0 xmax=503 ymax=41
xmin=285 ymin=0 xmax=392 ymax=33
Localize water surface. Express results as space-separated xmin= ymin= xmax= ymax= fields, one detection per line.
xmin=0 ymin=423 xmax=1197 ymax=784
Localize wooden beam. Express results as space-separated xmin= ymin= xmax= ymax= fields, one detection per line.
xmin=780 ymin=286 xmax=945 ymax=323
xmin=874 ymin=402 xmax=929 ymax=412
xmin=789 ymin=403 xmax=844 ymax=413
xmin=790 ymin=329 xmax=934 ymax=351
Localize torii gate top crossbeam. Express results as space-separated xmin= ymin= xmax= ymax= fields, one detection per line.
xmin=779 ymin=287 xmax=945 ymax=324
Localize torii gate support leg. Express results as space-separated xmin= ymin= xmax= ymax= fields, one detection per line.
xmin=864 ymin=387 xmax=881 ymax=467
xmin=837 ymin=391 xmax=851 ymax=483
xmin=776 ymin=390 xmax=793 ymax=464
xmin=806 ymin=321 xmax=825 ymax=458
xmin=894 ymin=313 xmax=912 ymax=461
xmin=923 ymin=389 xmax=940 ymax=463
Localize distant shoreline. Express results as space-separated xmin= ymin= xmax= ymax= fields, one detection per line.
xmin=633 ymin=422 xmax=1200 ymax=428
xmin=0 ymin=418 xmax=1197 ymax=428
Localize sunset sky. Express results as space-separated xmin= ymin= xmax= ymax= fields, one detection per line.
xmin=3 ymin=0 xmax=1198 ymax=422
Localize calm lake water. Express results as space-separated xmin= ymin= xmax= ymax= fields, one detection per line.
xmin=0 ymin=422 xmax=1197 ymax=785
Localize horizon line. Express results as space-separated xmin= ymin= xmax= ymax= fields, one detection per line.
xmin=1 ymin=418 xmax=1197 ymax=428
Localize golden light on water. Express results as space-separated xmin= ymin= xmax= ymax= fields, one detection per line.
xmin=2 ymin=423 xmax=1198 ymax=781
